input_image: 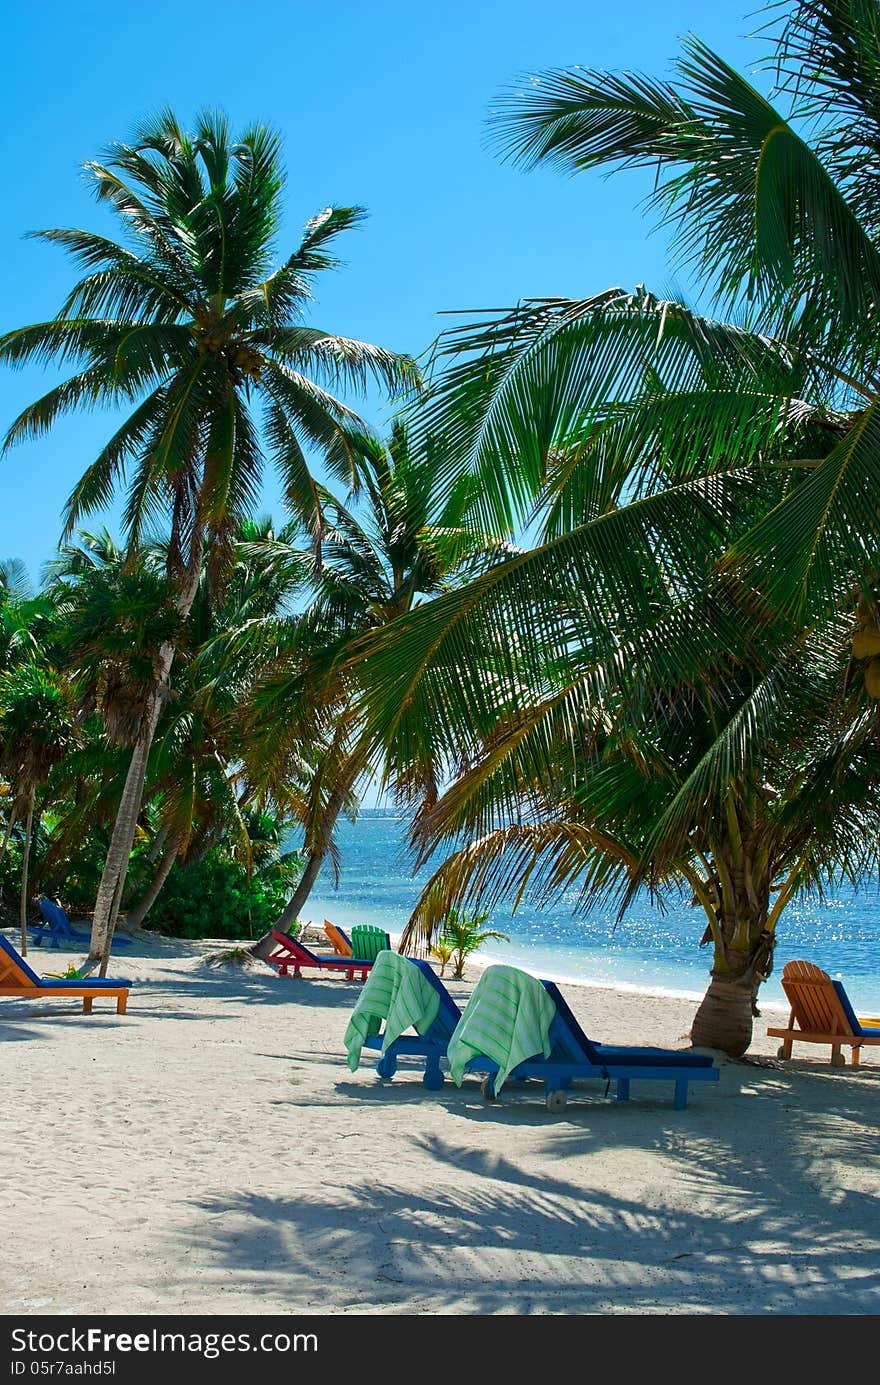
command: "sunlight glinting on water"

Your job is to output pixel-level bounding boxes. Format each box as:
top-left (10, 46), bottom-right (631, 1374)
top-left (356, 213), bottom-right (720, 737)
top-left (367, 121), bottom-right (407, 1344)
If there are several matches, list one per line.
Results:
top-left (302, 812), bottom-right (880, 1012)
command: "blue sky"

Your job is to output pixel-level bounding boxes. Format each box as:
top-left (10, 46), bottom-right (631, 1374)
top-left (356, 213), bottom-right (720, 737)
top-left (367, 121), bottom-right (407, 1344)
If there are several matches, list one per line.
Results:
top-left (0, 0), bottom-right (761, 584)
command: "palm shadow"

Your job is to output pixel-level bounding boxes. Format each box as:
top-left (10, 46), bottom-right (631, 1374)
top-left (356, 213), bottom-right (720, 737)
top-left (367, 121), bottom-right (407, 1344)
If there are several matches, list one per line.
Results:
top-left (166, 1058), bottom-right (879, 1315)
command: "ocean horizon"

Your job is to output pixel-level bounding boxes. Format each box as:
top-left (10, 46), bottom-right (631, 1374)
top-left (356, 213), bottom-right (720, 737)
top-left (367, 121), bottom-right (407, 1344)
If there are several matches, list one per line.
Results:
top-left (301, 809), bottom-right (880, 1013)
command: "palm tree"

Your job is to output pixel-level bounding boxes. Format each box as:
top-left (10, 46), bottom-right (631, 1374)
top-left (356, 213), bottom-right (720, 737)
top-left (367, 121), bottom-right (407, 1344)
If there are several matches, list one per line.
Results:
top-left (242, 423), bottom-right (489, 957)
top-left (40, 519), bottom-right (305, 933)
top-left (125, 517), bottom-right (308, 928)
top-left (345, 1), bottom-right (880, 1051)
top-left (0, 109), bottom-right (416, 968)
top-left (395, 580), bottom-right (880, 1053)
top-left (442, 0), bottom-right (880, 626)
top-left (0, 664), bottom-right (78, 951)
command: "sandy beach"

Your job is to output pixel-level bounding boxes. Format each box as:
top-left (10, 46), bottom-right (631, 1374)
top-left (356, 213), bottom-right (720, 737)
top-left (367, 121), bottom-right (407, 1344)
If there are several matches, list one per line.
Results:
top-left (1, 929), bottom-right (878, 1317)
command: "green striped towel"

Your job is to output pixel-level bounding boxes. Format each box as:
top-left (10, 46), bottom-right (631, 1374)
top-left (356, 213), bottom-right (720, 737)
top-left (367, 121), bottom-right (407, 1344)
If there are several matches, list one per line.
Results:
top-left (447, 964), bottom-right (556, 1093)
top-left (344, 950), bottom-right (441, 1072)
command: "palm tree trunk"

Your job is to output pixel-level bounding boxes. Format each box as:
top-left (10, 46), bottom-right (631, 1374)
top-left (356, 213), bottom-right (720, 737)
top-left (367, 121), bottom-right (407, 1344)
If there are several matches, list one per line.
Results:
top-left (122, 823), bottom-right (170, 907)
top-left (90, 513), bottom-right (207, 971)
top-left (123, 834), bottom-right (181, 931)
top-left (690, 971), bottom-right (754, 1056)
top-left (250, 786), bottom-right (348, 960)
top-left (98, 862), bottom-right (131, 975)
top-left (277, 840), bottom-right (331, 927)
top-left (690, 925), bottom-right (774, 1056)
top-left (90, 534), bottom-right (207, 973)
top-left (689, 830), bottom-right (776, 1056)
top-left (183, 829), bottom-right (215, 868)
top-left (18, 789), bottom-right (34, 956)
top-left (89, 642), bottom-right (175, 969)
top-left (0, 809), bottom-right (16, 869)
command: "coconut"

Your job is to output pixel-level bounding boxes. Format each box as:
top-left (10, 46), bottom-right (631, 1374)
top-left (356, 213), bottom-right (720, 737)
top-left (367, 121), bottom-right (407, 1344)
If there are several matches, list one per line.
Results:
top-left (864, 658), bottom-right (880, 698)
top-left (853, 627), bottom-right (880, 659)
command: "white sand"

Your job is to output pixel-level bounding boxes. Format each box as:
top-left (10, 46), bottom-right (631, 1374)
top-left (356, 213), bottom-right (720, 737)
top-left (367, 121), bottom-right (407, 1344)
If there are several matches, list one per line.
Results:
top-left (1, 929), bottom-right (878, 1316)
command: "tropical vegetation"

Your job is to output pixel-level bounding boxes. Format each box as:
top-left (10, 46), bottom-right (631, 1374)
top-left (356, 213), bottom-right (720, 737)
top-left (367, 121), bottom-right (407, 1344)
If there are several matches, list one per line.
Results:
top-left (0, 521), bottom-right (312, 941)
top-left (0, 110), bottom-right (415, 967)
top-left (345, 0), bottom-right (880, 1052)
top-left (434, 907), bottom-right (510, 980)
top-left (3, 3), bottom-right (880, 1058)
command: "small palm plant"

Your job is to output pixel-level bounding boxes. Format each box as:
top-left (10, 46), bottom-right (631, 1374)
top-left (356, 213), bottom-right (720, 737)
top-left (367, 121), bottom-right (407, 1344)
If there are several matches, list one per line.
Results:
top-left (430, 939), bottom-right (454, 977)
top-left (439, 907), bottom-right (509, 979)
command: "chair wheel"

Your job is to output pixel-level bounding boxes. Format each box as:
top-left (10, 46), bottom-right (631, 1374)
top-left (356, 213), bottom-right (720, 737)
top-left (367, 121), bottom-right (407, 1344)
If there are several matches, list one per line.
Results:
top-left (481, 1077), bottom-right (497, 1101)
top-left (546, 1090), bottom-right (567, 1113)
top-left (831, 1052), bottom-right (846, 1068)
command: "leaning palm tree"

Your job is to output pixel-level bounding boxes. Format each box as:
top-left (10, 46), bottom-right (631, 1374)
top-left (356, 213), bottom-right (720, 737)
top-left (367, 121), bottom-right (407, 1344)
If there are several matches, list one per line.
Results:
top-left (41, 518), bottom-right (305, 932)
top-left (0, 109), bottom-right (416, 967)
top-left (237, 423), bottom-right (490, 955)
top-left (346, 0), bottom-right (880, 1050)
top-left (125, 516), bottom-right (309, 928)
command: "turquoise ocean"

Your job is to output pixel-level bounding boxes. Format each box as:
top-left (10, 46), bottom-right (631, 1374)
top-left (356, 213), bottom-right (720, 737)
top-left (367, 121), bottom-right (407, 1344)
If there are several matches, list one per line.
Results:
top-left (305, 809), bottom-right (880, 1013)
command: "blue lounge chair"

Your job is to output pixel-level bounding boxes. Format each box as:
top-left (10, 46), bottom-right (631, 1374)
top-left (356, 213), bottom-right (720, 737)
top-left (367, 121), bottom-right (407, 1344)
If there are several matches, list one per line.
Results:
top-left (345, 955), bottom-right (462, 1090)
top-left (451, 965), bottom-right (719, 1111)
top-left (30, 898), bottom-right (130, 950)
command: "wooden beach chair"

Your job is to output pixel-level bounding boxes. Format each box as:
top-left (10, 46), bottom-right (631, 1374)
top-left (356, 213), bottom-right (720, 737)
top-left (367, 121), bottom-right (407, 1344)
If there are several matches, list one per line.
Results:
top-left (349, 923), bottom-right (392, 962)
top-left (0, 934), bottom-right (131, 1014)
top-left (323, 919), bottom-right (353, 956)
top-left (448, 964), bottom-right (719, 1111)
top-left (344, 953), bottom-right (463, 1089)
top-left (264, 928), bottom-right (373, 982)
top-left (766, 959), bottom-right (880, 1066)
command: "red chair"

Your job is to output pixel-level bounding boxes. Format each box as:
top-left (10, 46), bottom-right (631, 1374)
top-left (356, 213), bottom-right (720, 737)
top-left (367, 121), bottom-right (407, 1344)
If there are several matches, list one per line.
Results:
top-left (264, 929), bottom-right (372, 982)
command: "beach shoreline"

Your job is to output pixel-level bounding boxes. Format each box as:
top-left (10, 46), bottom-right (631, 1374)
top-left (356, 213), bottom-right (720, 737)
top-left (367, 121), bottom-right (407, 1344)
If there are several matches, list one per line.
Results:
top-left (299, 912), bottom-right (794, 1014)
top-left (1, 927), bottom-right (877, 1316)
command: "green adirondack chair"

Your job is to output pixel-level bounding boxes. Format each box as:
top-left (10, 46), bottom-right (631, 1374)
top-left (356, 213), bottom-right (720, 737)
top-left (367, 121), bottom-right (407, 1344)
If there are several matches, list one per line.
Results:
top-left (349, 924), bottom-right (392, 963)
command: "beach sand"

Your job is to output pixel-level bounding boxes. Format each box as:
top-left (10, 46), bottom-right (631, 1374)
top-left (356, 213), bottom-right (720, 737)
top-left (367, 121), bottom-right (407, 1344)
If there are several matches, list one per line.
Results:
top-left (1, 928), bottom-right (878, 1317)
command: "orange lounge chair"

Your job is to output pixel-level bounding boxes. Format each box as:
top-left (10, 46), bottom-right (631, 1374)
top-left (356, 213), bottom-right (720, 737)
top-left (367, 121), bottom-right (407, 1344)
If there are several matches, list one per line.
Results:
top-left (323, 920), bottom-right (353, 956)
top-left (0, 934), bottom-right (131, 1014)
top-left (767, 959), bottom-right (880, 1066)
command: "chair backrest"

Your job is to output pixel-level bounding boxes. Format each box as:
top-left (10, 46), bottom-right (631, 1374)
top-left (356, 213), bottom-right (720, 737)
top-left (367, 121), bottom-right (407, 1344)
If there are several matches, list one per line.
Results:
top-left (39, 898), bottom-right (73, 933)
top-left (270, 928), bottom-right (321, 964)
top-left (323, 920), bottom-right (352, 956)
top-left (541, 981), bottom-right (602, 1062)
top-left (780, 959), bottom-right (855, 1037)
top-left (409, 957), bottom-right (462, 1036)
top-left (831, 981), bottom-right (866, 1037)
top-left (350, 924), bottom-right (392, 962)
top-left (0, 933), bottom-right (43, 986)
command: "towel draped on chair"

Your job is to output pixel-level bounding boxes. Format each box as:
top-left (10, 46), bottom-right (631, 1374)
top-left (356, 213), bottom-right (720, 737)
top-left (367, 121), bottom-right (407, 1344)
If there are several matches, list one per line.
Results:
top-left (344, 950), bottom-right (441, 1071)
top-left (447, 964), bottom-right (556, 1093)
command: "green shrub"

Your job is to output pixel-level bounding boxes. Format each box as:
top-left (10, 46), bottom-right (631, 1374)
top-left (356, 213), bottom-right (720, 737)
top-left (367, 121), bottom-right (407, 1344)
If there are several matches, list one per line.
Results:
top-left (146, 850), bottom-right (300, 940)
top-left (0, 832), bottom-right (21, 920)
